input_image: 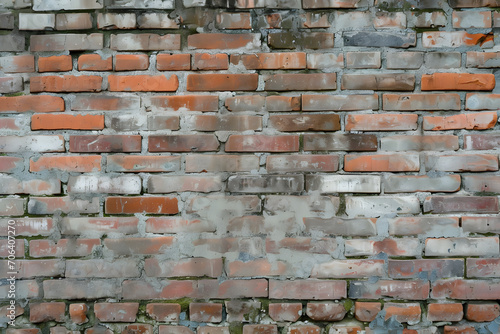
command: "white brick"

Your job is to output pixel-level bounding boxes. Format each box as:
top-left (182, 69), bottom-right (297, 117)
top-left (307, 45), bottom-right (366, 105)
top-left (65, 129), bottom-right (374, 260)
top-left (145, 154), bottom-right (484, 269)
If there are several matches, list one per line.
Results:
top-left (0, 136), bottom-right (65, 153)
top-left (19, 13), bottom-right (55, 30)
top-left (345, 196), bottom-right (420, 217)
top-left (107, 0), bottom-right (174, 9)
top-left (67, 175), bottom-right (142, 194)
top-left (33, 0), bottom-right (103, 10)
top-left (137, 13), bottom-right (179, 29)
top-left (97, 13), bottom-right (137, 30)
top-left (425, 237), bottom-right (499, 257)
top-left (307, 175), bottom-right (380, 193)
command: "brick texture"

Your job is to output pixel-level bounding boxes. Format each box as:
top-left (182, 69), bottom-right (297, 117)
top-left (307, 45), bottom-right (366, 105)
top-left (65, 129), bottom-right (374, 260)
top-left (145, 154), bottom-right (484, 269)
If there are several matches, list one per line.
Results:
top-left (1, 1), bottom-right (499, 333)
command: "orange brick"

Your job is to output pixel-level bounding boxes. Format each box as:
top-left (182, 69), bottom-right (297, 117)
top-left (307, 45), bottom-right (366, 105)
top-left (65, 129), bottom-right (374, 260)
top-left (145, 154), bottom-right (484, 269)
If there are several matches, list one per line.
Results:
top-left (187, 74), bottom-right (258, 91)
top-left (384, 303), bottom-right (421, 324)
top-left (156, 54), bottom-right (190, 70)
top-left (31, 114), bottom-right (104, 130)
top-left (114, 54), bottom-right (149, 71)
top-left (0, 95), bottom-right (64, 113)
top-left (30, 156), bottom-right (101, 172)
top-left (346, 114), bottom-right (418, 131)
top-left (466, 303), bottom-right (500, 322)
top-left (344, 154), bottom-right (420, 172)
top-left (193, 53), bottom-right (229, 70)
top-left (230, 52), bottom-right (306, 69)
top-left (38, 55), bottom-right (72, 72)
top-left (428, 303), bottom-right (463, 322)
top-left (108, 74), bottom-right (178, 92)
top-left (30, 75), bottom-right (102, 92)
top-left (105, 196), bottom-right (179, 214)
top-left (422, 73), bottom-right (495, 91)
top-left (423, 112), bottom-right (497, 130)
top-left (78, 54), bottom-right (112, 71)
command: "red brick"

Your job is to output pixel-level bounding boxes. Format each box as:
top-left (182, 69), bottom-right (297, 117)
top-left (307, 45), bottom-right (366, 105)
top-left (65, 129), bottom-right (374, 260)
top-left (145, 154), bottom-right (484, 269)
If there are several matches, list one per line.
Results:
top-left (149, 134), bottom-right (219, 152)
top-left (432, 279), bottom-right (500, 300)
top-left (306, 303), bottom-right (346, 321)
top-left (342, 73), bottom-right (415, 91)
top-left (30, 239), bottom-right (100, 258)
top-left (193, 53), bottom-right (229, 70)
top-left (3, 259), bottom-right (64, 278)
top-left (350, 280), bottom-right (430, 300)
top-left (346, 114), bottom-right (418, 131)
top-left (467, 258), bottom-right (500, 278)
top-left (56, 13), bottom-right (92, 30)
top-left (30, 155), bottom-right (101, 172)
top-left (0, 55), bottom-right (35, 73)
top-left (0, 117), bottom-right (23, 130)
top-left (71, 94), bottom-right (140, 110)
top-left (466, 303), bottom-right (500, 322)
top-left (30, 302), bottom-right (65, 323)
top-left (269, 114), bottom-right (339, 132)
top-left (464, 134), bottom-right (500, 150)
top-left (304, 134), bottom-right (378, 151)
top-left (190, 303), bottom-right (223, 323)
top-left (104, 237), bottom-right (174, 255)
top-left (225, 135), bottom-right (299, 152)
top-left (230, 52), bottom-right (306, 69)
top-left (227, 259), bottom-right (289, 277)
top-left (186, 115), bottom-right (262, 131)
top-left (422, 73), bottom-right (495, 91)
top-left (94, 303), bottom-right (139, 322)
top-left (443, 325), bottom-right (478, 334)
top-left (266, 237), bottom-right (337, 254)
top-left (384, 303), bottom-right (421, 324)
top-left (69, 135), bottom-right (141, 152)
top-left (0, 157), bottom-right (23, 173)
top-left (157, 54), bottom-right (191, 70)
top-left (269, 303), bottom-right (302, 322)
top-left (427, 303), bottom-right (463, 322)
top-left (108, 74), bottom-right (178, 91)
top-left (243, 325), bottom-right (277, 334)
top-left (355, 302), bottom-right (381, 322)
top-left (266, 95), bottom-right (301, 111)
top-left (225, 95), bottom-right (265, 111)
top-left (264, 73), bottom-right (336, 91)
top-left (188, 33), bottom-right (259, 49)
top-left (423, 31), bottom-right (494, 48)
top-left (31, 114), bottom-right (104, 130)
top-left (344, 154), bottom-right (420, 172)
top-left (187, 74), bottom-right (258, 91)
top-left (424, 196), bottom-right (499, 214)
top-left (146, 95), bottom-right (218, 112)
top-left (107, 155), bottom-right (180, 173)
top-left (123, 324), bottom-right (153, 334)
top-left (145, 257), bottom-right (222, 277)
top-left (105, 196), bottom-right (178, 214)
top-left (345, 238), bottom-right (419, 257)
top-left (38, 55), bottom-right (72, 72)
top-left (78, 54), bottom-right (112, 71)
top-left (388, 259), bottom-right (464, 279)
top-left (159, 326), bottom-right (194, 334)
top-left (69, 304), bottom-right (88, 324)
top-left (216, 12), bottom-right (251, 29)
top-left (114, 54), bottom-right (149, 71)
top-left (0, 198), bottom-right (25, 216)
top-left (31, 75), bottom-right (102, 92)
top-left (269, 280), bottom-right (346, 300)
top-left (147, 303), bottom-right (181, 322)
top-left (423, 112), bottom-right (497, 130)
top-left (311, 259), bottom-right (385, 278)
top-left (0, 95), bottom-right (64, 113)
top-left (266, 154), bottom-right (338, 172)
top-left (383, 93), bottom-right (461, 110)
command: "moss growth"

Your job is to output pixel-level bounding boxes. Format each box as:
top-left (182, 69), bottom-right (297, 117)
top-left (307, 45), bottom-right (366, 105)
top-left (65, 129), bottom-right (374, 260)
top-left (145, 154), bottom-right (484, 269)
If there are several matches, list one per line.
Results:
top-left (229, 322), bottom-right (243, 334)
top-left (5, 92), bottom-right (24, 97)
top-left (343, 299), bottom-right (354, 311)
top-left (336, 193), bottom-right (346, 216)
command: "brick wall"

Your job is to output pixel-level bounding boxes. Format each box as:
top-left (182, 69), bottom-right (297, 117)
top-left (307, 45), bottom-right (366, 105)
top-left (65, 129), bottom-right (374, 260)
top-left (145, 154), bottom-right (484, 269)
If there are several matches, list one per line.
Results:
top-left (1, 0), bottom-right (500, 333)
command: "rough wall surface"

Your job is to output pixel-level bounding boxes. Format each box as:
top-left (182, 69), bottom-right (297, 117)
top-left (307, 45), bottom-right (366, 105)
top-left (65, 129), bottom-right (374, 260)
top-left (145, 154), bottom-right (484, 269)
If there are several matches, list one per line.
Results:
top-left (1, 0), bottom-right (500, 333)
